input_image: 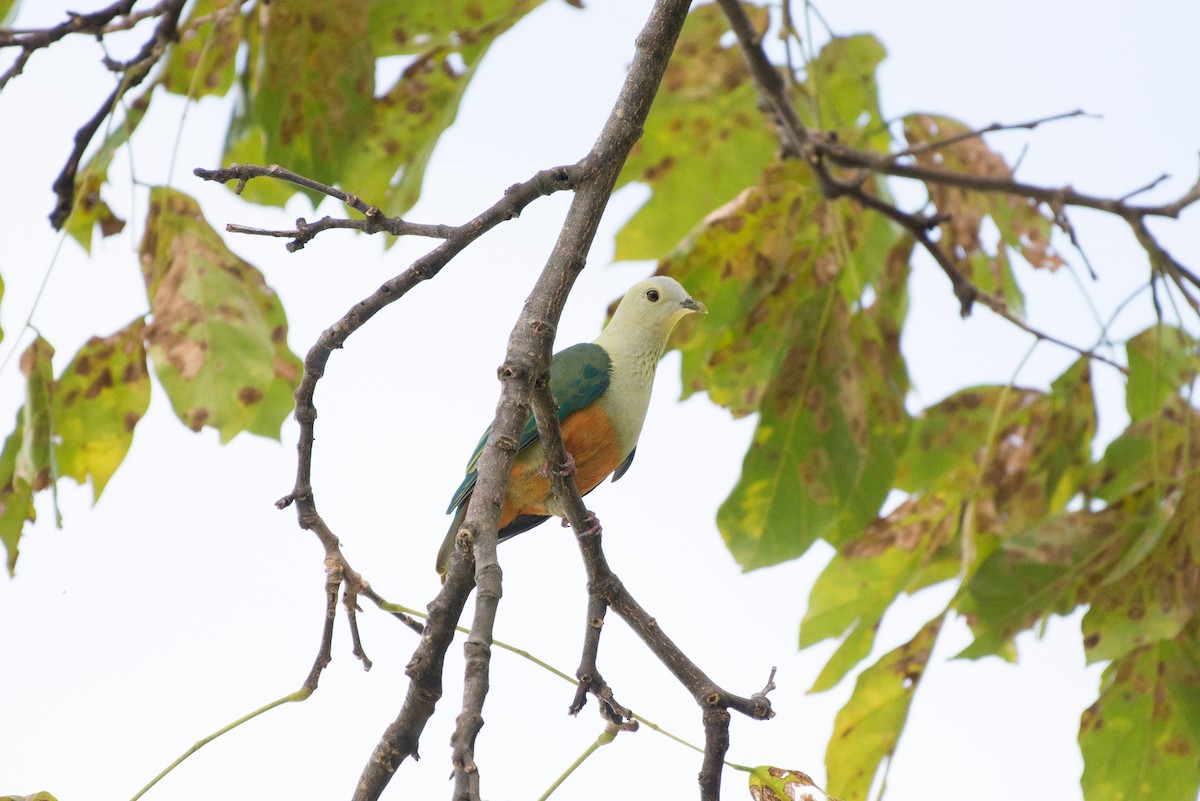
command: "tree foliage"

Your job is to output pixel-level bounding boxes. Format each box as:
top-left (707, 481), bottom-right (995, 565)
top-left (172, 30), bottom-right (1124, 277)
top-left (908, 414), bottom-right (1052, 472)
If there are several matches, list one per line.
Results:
top-left (1, 1), bottom-right (1198, 800)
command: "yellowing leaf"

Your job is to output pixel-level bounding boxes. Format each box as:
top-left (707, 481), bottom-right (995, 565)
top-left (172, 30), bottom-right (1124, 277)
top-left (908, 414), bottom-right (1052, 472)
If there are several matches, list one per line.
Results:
top-left (16, 338), bottom-right (54, 495)
top-left (0, 338), bottom-right (56, 575)
top-left (52, 319), bottom-right (151, 501)
top-left (826, 616), bottom-right (942, 801)
top-left (802, 494), bottom-right (959, 691)
top-left (339, 50), bottom-right (473, 220)
top-left (614, 3), bottom-right (775, 261)
top-left (140, 188), bottom-right (302, 442)
top-left (1079, 631), bottom-right (1200, 801)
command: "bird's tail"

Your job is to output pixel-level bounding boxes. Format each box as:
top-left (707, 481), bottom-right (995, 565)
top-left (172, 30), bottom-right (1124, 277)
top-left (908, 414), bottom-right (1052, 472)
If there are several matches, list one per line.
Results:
top-left (436, 501), bottom-right (469, 581)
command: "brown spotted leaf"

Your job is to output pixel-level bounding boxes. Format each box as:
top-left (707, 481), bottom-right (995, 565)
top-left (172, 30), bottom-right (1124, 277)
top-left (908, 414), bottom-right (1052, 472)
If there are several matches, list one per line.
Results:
top-left (903, 113), bottom-right (1065, 317)
top-left (164, 0), bottom-right (243, 98)
top-left (715, 289), bottom-right (908, 569)
top-left (614, 2), bottom-right (776, 261)
top-left (802, 494), bottom-right (960, 691)
top-left (52, 319), bottom-right (151, 501)
top-left (140, 188), bottom-right (302, 443)
top-left (1083, 474), bottom-right (1200, 663)
top-left (1079, 627), bottom-right (1200, 801)
top-left (956, 507), bottom-right (1133, 659)
top-left (0, 337), bottom-right (56, 575)
top-left (826, 616), bottom-right (943, 801)
top-left (245, 0), bottom-right (374, 198)
top-left (367, 0), bottom-right (544, 57)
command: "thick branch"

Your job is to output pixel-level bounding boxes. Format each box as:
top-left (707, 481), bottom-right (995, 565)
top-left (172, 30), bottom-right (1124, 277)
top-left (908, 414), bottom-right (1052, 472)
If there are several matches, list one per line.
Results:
top-left (349, 3), bottom-right (696, 800)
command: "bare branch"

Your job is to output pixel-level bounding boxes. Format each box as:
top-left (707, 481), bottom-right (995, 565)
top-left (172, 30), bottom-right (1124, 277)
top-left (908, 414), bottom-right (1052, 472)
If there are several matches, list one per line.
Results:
top-left (530, 380), bottom-right (774, 801)
top-left (197, 162), bottom-right (570, 250)
top-left (47, 0), bottom-right (186, 229)
top-left (715, 0), bottom-right (1184, 374)
top-left (891, 109), bottom-right (1092, 160)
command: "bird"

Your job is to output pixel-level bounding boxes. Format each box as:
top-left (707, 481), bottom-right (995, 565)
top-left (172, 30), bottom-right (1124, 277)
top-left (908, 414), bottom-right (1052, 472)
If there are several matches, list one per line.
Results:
top-left (436, 276), bottom-right (707, 577)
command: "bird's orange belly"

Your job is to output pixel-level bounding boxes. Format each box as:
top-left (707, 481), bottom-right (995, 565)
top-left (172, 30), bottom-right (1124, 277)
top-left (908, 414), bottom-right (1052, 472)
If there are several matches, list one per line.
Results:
top-left (500, 405), bottom-right (624, 527)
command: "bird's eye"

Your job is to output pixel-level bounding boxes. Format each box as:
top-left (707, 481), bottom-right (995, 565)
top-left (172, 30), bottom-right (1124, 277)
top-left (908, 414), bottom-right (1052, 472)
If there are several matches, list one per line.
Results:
top-left (645, 289), bottom-right (660, 302)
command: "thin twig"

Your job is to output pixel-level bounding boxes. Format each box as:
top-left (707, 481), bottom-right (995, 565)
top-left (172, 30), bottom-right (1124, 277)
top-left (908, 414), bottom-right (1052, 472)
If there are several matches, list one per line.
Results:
top-left (49, 0), bottom-right (186, 229)
top-left (891, 109), bottom-right (1091, 160)
top-left (715, 0), bottom-right (1180, 375)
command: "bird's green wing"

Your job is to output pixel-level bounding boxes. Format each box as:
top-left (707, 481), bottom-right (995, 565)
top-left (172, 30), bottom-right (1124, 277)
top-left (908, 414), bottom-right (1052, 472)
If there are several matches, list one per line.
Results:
top-left (446, 342), bottom-right (612, 513)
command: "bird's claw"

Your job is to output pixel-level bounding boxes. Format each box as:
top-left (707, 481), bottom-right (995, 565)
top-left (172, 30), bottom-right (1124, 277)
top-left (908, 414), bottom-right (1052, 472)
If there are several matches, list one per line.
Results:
top-left (539, 451), bottom-right (578, 479)
top-left (562, 510), bottom-right (602, 537)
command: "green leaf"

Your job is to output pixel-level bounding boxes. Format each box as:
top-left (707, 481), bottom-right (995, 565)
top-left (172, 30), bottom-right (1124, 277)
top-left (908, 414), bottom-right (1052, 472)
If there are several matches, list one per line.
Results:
top-left (164, 0), bottom-right (243, 98)
top-left (1, 793), bottom-right (60, 801)
top-left (1092, 396), bottom-right (1200, 504)
top-left (796, 34), bottom-right (889, 150)
top-left (0, 0), bottom-right (21, 25)
top-left (717, 293), bottom-right (907, 569)
top-left (249, 0), bottom-right (375, 195)
top-left (0, 411), bottom-right (34, 576)
top-left (1082, 475), bottom-right (1200, 663)
top-left (339, 50), bottom-right (475, 220)
top-left (1125, 324), bottom-right (1198, 422)
top-left (826, 616), bottom-right (943, 801)
top-left (1079, 630), bottom-right (1200, 801)
top-left (16, 338), bottom-right (55, 497)
top-left (52, 319), bottom-right (151, 501)
top-left (140, 188), bottom-right (302, 442)
top-left (956, 508), bottom-right (1130, 659)
top-left (367, 0), bottom-right (544, 57)
top-left (344, 1), bottom-right (545, 220)
top-left (614, 3), bottom-right (776, 261)
top-left (0, 338), bottom-right (56, 575)
top-left (802, 494), bottom-right (959, 691)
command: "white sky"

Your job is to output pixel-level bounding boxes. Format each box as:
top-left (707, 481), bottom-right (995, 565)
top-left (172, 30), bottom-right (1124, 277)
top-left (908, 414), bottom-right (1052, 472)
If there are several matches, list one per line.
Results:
top-left (2, 1), bottom-right (1198, 800)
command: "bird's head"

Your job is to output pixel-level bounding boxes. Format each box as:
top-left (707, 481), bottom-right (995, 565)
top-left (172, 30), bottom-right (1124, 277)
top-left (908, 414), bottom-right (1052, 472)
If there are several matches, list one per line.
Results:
top-left (607, 275), bottom-right (706, 334)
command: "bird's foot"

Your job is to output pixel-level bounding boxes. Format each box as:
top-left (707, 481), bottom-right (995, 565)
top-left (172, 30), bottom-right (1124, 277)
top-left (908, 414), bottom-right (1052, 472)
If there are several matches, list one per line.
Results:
top-left (562, 510), bottom-right (602, 537)
top-left (539, 451), bottom-right (578, 479)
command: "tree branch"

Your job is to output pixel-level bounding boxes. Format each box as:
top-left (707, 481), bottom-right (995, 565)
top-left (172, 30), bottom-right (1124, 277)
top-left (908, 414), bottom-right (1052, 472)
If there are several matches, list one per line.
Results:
top-left (715, 0), bottom-right (1192, 373)
top-left (196, 162), bottom-right (576, 787)
top-left (530, 382), bottom-right (775, 801)
top-left (47, 0), bottom-right (186, 229)
top-left (194, 163), bottom-right (463, 249)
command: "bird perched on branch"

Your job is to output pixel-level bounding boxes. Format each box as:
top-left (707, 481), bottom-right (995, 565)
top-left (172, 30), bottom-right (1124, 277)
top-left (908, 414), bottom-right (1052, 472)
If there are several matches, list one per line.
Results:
top-left (436, 276), bottom-right (706, 577)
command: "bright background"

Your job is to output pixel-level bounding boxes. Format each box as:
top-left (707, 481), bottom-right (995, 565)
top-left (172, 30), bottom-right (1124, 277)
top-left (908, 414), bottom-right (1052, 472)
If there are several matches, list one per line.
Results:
top-left (2, 1), bottom-right (1197, 799)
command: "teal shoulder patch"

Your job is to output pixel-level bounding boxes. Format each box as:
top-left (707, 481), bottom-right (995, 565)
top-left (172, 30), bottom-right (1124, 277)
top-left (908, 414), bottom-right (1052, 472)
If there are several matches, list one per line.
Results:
top-left (446, 343), bottom-right (612, 513)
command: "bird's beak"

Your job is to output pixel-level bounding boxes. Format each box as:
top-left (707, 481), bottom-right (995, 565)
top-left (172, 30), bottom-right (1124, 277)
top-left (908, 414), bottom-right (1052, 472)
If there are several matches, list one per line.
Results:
top-left (682, 297), bottom-right (707, 315)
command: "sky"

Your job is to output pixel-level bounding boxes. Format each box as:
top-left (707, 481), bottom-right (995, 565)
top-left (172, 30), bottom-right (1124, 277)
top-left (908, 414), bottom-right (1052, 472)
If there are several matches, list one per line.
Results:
top-left (1, 1), bottom-right (1198, 800)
